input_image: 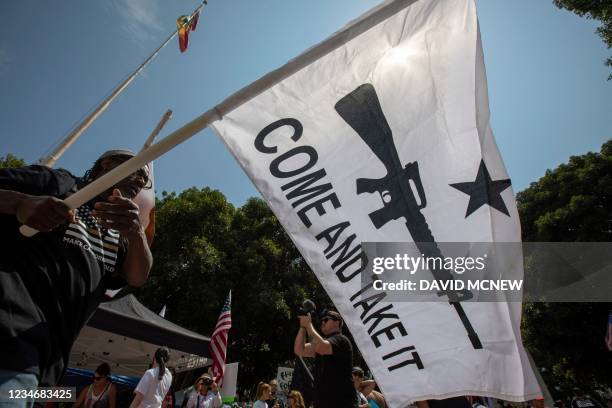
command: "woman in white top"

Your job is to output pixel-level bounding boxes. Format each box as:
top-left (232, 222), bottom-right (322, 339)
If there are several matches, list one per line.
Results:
top-left (130, 347), bottom-right (173, 408)
top-left (253, 383), bottom-right (271, 408)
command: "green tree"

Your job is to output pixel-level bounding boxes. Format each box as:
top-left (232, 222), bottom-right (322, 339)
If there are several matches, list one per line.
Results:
top-left (553, 0), bottom-right (612, 79)
top-left (139, 188), bottom-right (330, 390)
top-left (0, 153), bottom-right (26, 168)
top-left (517, 140), bottom-right (612, 395)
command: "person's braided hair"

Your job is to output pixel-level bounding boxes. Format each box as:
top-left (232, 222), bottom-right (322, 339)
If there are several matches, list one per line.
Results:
top-left (79, 156), bottom-right (106, 189)
top-left (81, 155), bottom-right (151, 189)
top-left (154, 347), bottom-right (170, 380)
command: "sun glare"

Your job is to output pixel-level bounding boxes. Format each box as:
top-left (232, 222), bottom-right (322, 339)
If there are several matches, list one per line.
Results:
top-left (382, 46), bottom-right (419, 65)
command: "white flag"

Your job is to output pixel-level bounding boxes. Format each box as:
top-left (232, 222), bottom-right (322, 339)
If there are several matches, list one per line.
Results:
top-left (212, 0), bottom-right (539, 406)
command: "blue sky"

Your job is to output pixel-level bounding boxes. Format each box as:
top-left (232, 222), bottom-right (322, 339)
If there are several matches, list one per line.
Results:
top-left (0, 0), bottom-right (610, 205)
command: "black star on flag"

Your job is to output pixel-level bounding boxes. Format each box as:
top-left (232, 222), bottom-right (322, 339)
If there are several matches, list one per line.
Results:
top-left (450, 159), bottom-right (512, 218)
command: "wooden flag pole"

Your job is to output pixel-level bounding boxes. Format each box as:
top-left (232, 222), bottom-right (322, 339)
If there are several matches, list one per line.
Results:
top-left (142, 109), bottom-right (173, 151)
top-left (39, 3), bottom-right (206, 167)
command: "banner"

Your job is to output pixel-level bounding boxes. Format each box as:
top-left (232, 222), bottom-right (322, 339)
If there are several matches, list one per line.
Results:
top-left (211, 0), bottom-right (539, 405)
top-left (276, 367), bottom-right (294, 402)
top-left (220, 362), bottom-right (239, 403)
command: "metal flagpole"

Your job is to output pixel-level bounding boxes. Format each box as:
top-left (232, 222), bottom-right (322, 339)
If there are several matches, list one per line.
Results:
top-left (20, 0), bottom-right (415, 237)
top-left (298, 356), bottom-right (314, 382)
top-left (38, 2), bottom-right (206, 167)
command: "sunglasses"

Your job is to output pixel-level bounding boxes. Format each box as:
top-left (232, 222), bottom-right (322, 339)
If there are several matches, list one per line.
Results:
top-left (321, 317), bottom-right (336, 323)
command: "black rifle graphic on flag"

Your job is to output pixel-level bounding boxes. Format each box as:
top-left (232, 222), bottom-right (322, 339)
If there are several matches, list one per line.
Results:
top-left (335, 83), bottom-right (483, 350)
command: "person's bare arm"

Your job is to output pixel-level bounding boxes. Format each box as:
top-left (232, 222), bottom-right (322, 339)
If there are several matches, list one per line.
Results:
top-left (93, 189), bottom-right (152, 286)
top-left (108, 384), bottom-right (117, 408)
top-left (294, 326), bottom-right (316, 358)
top-left (359, 380), bottom-right (377, 398)
top-left (73, 385), bottom-right (90, 408)
top-left (301, 315), bottom-right (332, 355)
top-left (0, 190), bottom-right (74, 231)
top-left (129, 391), bottom-right (144, 408)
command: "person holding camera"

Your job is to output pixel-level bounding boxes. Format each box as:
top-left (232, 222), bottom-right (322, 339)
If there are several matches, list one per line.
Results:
top-left (293, 308), bottom-right (358, 408)
top-left (185, 374), bottom-right (222, 408)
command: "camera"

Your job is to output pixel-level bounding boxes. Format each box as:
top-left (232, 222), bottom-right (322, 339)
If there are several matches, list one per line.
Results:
top-left (298, 299), bottom-right (316, 317)
top-left (200, 376), bottom-right (213, 386)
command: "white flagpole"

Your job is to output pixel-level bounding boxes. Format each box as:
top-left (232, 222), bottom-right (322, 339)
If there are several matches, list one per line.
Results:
top-left (38, 3), bottom-right (206, 167)
top-left (142, 109), bottom-right (173, 151)
top-left (21, 0), bottom-right (416, 237)
top-left (135, 109), bottom-right (172, 245)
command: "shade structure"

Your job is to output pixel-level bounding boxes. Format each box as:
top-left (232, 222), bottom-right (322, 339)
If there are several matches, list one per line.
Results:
top-left (70, 295), bottom-right (211, 376)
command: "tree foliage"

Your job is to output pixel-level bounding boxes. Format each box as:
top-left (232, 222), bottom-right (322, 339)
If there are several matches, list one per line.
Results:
top-left (517, 140), bottom-right (612, 395)
top-left (139, 188), bottom-right (332, 390)
top-left (0, 153), bottom-right (26, 168)
top-left (553, 0), bottom-right (612, 79)
top-left (518, 140), bottom-right (612, 242)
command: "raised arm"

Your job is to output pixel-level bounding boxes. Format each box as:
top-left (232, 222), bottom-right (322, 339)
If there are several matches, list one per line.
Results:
top-left (299, 315), bottom-right (332, 356)
top-left (359, 379), bottom-right (377, 399)
top-left (294, 326), bottom-right (316, 358)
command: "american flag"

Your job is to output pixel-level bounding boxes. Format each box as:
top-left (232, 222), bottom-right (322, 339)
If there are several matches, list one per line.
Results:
top-left (210, 291), bottom-right (232, 384)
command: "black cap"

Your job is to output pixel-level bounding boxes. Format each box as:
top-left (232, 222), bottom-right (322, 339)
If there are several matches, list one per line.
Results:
top-left (320, 309), bottom-right (342, 321)
top-left (98, 149), bottom-right (136, 160)
top-left (98, 149), bottom-right (150, 173)
top-left (199, 374), bottom-right (213, 385)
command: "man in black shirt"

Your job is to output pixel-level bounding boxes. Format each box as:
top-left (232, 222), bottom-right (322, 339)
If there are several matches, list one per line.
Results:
top-left (0, 150), bottom-right (152, 395)
top-left (294, 309), bottom-right (358, 408)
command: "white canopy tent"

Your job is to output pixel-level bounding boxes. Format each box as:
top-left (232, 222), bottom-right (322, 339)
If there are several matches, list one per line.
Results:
top-left (70, 295), bottom-right (211, 376)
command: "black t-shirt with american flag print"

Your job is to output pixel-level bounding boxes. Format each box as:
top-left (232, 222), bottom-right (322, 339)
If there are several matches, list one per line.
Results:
top-left (0, 165), bottom-right (126, 386)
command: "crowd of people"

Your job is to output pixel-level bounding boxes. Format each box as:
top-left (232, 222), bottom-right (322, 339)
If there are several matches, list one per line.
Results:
top-left (72, 354), bottom-right (603, 408)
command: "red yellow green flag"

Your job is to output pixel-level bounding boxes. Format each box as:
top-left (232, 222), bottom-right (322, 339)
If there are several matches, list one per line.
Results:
top-left (176, 12), bottom-right (200, 53)
top-left (176, 15), bottom-right (191, 53)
